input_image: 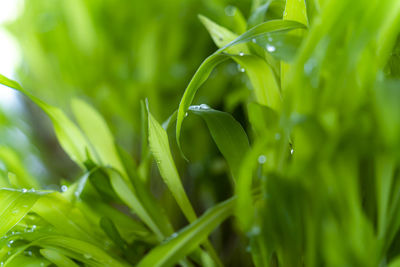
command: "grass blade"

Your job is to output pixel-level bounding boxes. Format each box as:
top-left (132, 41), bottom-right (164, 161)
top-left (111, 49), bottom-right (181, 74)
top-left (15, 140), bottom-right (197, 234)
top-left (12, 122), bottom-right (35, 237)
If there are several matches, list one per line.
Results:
top-left (137, 197), bottom-right (235, 267)
top-left (71, 99), bottom-right (126, 176)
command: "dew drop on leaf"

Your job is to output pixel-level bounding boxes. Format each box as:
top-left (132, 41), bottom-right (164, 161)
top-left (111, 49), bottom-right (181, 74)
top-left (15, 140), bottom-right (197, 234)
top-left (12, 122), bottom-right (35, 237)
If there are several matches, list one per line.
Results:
top-left (258, 155), bottom-right (267, 164)
top-left (266, 44), bottom-right (276, 52)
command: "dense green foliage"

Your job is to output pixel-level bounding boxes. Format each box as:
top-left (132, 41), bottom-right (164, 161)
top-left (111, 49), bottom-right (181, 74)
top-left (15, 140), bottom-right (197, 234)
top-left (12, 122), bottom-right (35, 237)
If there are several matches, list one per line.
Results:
top-left (1, 0), bottom-right (400, 266)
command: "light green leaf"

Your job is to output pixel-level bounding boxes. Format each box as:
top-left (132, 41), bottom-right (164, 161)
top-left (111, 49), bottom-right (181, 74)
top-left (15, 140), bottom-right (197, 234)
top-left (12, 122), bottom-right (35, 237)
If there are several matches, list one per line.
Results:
top-left (0, 74), bottom-right (91, 168)
top-left (137, 197), bottom-right (235, 267)
top-left (148, 110), bottom-right (197, 222)
top-left (188, 105), bottom-right (250, 178)
top-left (71, 99), bottom-right (126, 176)
top-left (0, 189), bottom-right (42, 237)
top-left (198, 15), bottom-right (248, 54)
top-left (281, 0), bottom-right (308, 89)
top-left (235, 140), bottom-right (268, 231)
top-left (232, 54), bottom-right (281, 109)
top-left (40, 248), bottom-right (80, 267)
top-left (32, 192), bottom-right (104, 244)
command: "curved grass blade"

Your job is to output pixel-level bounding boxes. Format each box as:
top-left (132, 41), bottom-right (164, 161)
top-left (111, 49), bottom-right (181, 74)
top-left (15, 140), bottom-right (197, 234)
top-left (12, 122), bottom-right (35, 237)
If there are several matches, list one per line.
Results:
top-left (137, 197), bottom-right (235, 267)
top-left (199, 15), bottom-right (282, 108)
top-left (188, 105), bottom-right (250, 179)
top-left (176, 20), bottom-right (306, 153)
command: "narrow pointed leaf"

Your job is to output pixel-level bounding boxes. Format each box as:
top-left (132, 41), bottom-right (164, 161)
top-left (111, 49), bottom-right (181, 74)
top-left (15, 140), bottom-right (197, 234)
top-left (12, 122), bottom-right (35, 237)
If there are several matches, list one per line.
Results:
top-left (148, 111), bottom-right (197, 222)
top-left (137, 197), bottom-right (235, 267)
top-left (71, 99), bottom-right (126, 176)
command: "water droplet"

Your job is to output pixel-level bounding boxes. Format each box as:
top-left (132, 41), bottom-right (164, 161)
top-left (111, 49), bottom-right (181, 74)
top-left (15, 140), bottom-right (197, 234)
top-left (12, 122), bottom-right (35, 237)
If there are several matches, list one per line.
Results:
top-left (40, 263), bottom-right (45, 267)
top-left (266, 44), bottom-right (276, 52)
top-left (26, 225), bottom-right (37, 233)
top-left (268, 36), bottom-right (273, 42)
top-left (61, 185), bottom-right (68, 192)
top-left (185, 112), bottom-right (188, 117)
top-left (28, 188), bottom-right (35, 192)
top-left (21, 188), bottom-right (27, 193)
top-left (251, 226), bottom-right (261, 235)
top-left (239, 52), bottom-right (244, 56)
top-left (290, 148), bottom-right (294, 155)
top-left (237, 64), bottom-right (245, 73)
top-left (252, 38), bottom-right (257, 43)
top-left (7, 240), bottom-right (14, 247)
top-left (84, 254), bottom-right (92, 259)
top-left (224, 5), bottom-right (236, 16)
top-left (258, 155), bottom-right (267, 164)
top-left (24, 250), bottom-right (33, 257)
top-left (199, 104), bottom-right (210, 110)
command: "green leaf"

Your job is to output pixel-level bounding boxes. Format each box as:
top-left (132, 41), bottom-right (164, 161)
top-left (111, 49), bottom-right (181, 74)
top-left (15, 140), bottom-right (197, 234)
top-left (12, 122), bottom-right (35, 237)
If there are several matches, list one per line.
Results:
top-left (187, 105), bottom-right (250, 179)
top-left (107, 168), bottom-right (171, 240)
top-left (100, 217), bottom-right (127, 250)
top-left (40, 248), bottom-right (80, 267)
top-left (232, 54), bottom-right (281, 109)
top-left (137, 197), bottom-right (235, 267)
top-left (147, 110), bottom-right (197, 222)
top-left (176, 19), bottom-right (306, 152)
top-left (32, 192), bottom-right (104, 244)
top-left (198, 15), bottom-right (248, 54)
top-left (199, 15), bottom-right (282, 108)
top-left (71, 99), bottom-right (126, 176)
top-left (0, 74), bottom-right (92, 168)
top-left (0, 189), bottom-right (43, 237)
top-left (235, 140), bottom-right (268, 231)
top-left (35, 235), bottom-right (128, 267)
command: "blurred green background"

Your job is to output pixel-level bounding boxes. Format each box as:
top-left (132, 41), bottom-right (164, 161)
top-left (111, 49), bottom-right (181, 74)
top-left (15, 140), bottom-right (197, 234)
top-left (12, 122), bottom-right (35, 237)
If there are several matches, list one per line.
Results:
top-left (0, 0), bottom-right (254, 184)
